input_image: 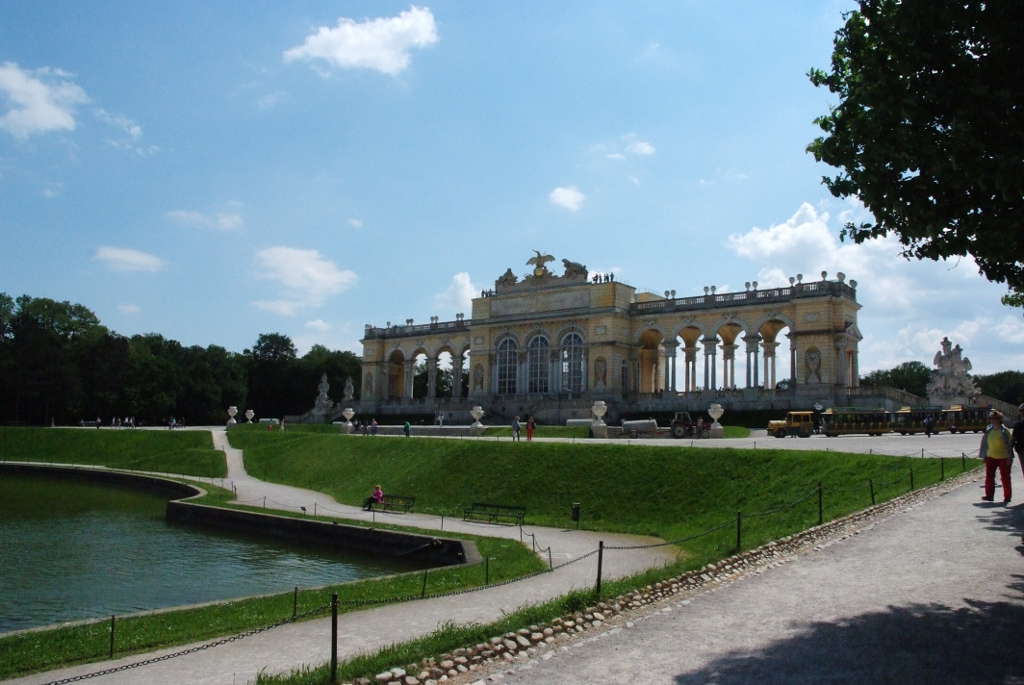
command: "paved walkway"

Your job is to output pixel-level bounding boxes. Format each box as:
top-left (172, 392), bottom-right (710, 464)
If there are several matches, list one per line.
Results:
top-left (5, 430), bottom-right (673, 685)
top-left (487, 475), bottom-right (1024, 684)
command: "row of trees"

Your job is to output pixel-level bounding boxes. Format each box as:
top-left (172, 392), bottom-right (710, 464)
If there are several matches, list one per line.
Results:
top-left (860, 360), bottom-right (1023, 404)
top-left (0, 293), bottom-right (361, 426)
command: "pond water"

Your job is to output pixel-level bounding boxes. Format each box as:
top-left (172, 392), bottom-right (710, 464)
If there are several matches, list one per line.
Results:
top-left (0, 471), bottom-right (428, 633)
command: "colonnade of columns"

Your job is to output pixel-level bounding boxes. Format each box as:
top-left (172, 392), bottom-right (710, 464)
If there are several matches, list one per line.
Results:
top-left (390, 352), bottom-right (469, 401)
top-left (638, 334), bottom-right (793, 393)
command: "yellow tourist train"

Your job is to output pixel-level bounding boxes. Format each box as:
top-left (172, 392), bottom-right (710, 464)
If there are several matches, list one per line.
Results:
top-left (769, 405), bottom-right (992, 438)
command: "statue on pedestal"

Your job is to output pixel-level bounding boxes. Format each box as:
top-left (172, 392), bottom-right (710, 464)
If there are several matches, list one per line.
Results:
top-left (927, 337), bottom-right (980, 406)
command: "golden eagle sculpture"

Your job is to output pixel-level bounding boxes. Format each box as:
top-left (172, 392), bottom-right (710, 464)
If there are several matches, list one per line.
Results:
top-left (526, 250), bottom-right (555, 277)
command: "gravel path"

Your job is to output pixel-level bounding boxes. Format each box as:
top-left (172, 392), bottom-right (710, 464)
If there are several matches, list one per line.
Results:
top-left (465, 472), bottom-right (1024, 684)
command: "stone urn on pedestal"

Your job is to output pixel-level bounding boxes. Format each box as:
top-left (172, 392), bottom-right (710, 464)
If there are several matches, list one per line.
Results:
top-left (591, 400), bottom-right (608, 439)
top-left (470, 405), bottom-right (485, 428)
top-left (342, 407), bottom-right (355, 433)
top-left (244, 409), bottom-right (254, 424)
top-left (226, 406), bottom-right (238, 427)
top-left (707, 402), bottom-right (725, 439)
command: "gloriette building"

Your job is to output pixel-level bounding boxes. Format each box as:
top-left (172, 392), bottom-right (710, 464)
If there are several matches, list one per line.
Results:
top-left (359, 253), bottom-right (866, 423)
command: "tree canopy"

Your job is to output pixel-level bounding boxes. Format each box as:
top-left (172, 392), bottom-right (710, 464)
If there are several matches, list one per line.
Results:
top-left (808, 0), bottom-right (1023, 299)
top-left (860, 360), bottom-right (931, 397)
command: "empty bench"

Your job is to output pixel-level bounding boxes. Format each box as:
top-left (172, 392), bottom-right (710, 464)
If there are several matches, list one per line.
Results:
top-left (464, 502), bottom-right (526, 526)
top-left (369, 494), bottom-right (416, 513)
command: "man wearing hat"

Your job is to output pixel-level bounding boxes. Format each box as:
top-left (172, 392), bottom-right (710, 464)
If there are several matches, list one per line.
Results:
top-left (980, 409), bottom-right (1013, 503)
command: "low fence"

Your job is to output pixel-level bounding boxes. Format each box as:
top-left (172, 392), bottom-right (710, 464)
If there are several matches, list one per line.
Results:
top-left (21, 451), bottom-right (980, 685)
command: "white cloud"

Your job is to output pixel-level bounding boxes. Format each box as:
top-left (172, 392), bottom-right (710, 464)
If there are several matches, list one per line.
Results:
top-left (118, 303), bottom-right (141, 315)
top-left (257, 91), bottom-right (288, 110)
top-left (626, 140), bottom-right (655, 156)
top-left (726, 201), bottom-right (1019, 374)
top-left (41, 181), bottom-right (63, 198)
top-left (606, 153), bottom-right (626, 161)
top-left (94, 246), bottom-right (165, 273)
top-left (549, 185), bottom-right (585, 212)
top-left (252, 246), bottom-right (357, 316)
top-left (347, 217), bottom-right (364, 229)
top-left (167, 209), bottom-right (244, 231)
top-left (0, 62), bottom-right (89, 139)
top-left (305, 319), bottom-right (330, 332)
top-left (283, 6), bottom-right (439, 76)
top-left (433, 272), bottom-right (477, 315)
top-left (628, 175), bottom-right (640, 186)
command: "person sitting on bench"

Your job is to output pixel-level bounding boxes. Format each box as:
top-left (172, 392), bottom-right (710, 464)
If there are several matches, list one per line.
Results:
top-left (363, 484), bottom-right (384, 511)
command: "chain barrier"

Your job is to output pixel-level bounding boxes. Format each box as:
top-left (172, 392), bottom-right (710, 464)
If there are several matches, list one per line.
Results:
top-left (38, 603), bottom-right (331, 685)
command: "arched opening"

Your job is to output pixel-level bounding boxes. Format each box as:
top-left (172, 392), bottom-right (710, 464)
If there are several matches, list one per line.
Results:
top-left (676, 327), bottom-right (701, 392)
top-left (560, 332), bottom-right (586, 394)
top-left (436, 349), bottom-right (454, 398)
top-left (716, 323), bottom-right (744, 390)
top-left (758, 320), bottom-right (793, 390)
top-left (638, 329), bottom-right (663, 394)
top-left (411, 351), bottom-right (429, 399)
top-left (527, 336), bottom-right (550, 394)
top-left (496, 338), bottom-right (518, 395)
top-left (387, 350), bottom-right (405, 400)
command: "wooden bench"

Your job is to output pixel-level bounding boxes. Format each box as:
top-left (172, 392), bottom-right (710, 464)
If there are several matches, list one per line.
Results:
top-left (463, 502), bottom-right (526, 526)
top-left (369, 494), bottom-right (415, 513)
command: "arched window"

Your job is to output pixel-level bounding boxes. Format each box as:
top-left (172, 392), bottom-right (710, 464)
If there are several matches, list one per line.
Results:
top-left (527, 336), bottom-right (549, 393)
top-left (560, 332), bottom-right (585, 393)
top-left (497, 338), bottom-right (518, 395)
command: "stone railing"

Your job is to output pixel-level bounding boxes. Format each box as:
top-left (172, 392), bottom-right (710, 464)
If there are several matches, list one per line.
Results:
top-left (629, 280), bottom-right (856, 314)
top-left (363, 318), bottom-right (472, 340)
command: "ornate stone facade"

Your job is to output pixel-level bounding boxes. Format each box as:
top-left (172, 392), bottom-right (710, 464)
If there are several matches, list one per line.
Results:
top-left (359, 255), bottom-right (863, 422)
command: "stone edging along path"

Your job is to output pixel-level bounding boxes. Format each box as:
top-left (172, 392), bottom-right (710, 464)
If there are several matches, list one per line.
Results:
top-left (343, 467), bottom-right (985, 685)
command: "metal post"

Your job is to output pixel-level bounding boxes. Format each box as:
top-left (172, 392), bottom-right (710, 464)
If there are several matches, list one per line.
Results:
top-left (330, 593), bottom-right (338, 684)
top-left (441, 513), bottom-right (445, 530)
top-left (421, 569), bottom-right (429, 598)
top-left (962, 452), bottom-right (966, 471)
top-left (869, 479), bottom-right (876, 506)
top-left (485, 556), bottom-right (490, 584)
top-left (548, 548), bottom-right (553, 570)
top-left (519, 525), bottom-right (523, 543)
top-left (109, 615), bottom-right (115, 657)
top-left (735, 511), bottom-right (742, 551)
top-left (263, 496), bottom-right (266, 509)
top-left (817, 482), bottom-right (823, 525)
top-left (909, 467), bottom-right (914, 491)
top-left (313, 502), bottom-right (317, 518)
top-left (595, 541), bottom-right (604, 597)
top-left (293, 586), bottom-right (298, 618)
top-left (940, 458), bottom-right (944, 481)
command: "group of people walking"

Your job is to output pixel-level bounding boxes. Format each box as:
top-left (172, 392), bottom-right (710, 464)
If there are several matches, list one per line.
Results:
top-left (511, 415), bottom-right (535, 441)
top-left (981, 406), bottom-right (1024, 504)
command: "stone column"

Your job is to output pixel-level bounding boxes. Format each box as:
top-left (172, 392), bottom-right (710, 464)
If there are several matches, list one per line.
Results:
top-left (835, 340), bottom-right (849, 387)
top-left (787, 333), bottom-right (797, 386)
top-left (404, 360), bottom-right (415, 399)
top-left (663, 342), bottom-right (676, 393)
top-left (426, 358), bottom-right (438, 399)
top-left (702, 337), bottom-right (717, 390)
top-left (452, 359), bottom-right (464, 399)
top-left (851, 349), bottom-right (860, 388)
top-left (764, 341), bottom-right (778, 390)
top-left (722, 343), bottom-right (737, 389)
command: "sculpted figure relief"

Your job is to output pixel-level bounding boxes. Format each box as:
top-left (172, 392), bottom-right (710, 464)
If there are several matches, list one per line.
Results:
top-left (804, 347), bottom-right (822, 383)
top-left (927, 336), bottom-right (979, 402)
top-left (526, 250), bottom-right (555, 277)
top-left (594, 356), bottom-right (607, 389)
top-left (496, 268), bottom-right (518, 286)
top-left (562, 258), bottom-right (588, 278)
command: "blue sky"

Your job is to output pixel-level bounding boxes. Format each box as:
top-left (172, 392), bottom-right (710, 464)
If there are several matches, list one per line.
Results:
top-left (2, 2), bottom-right (1020, 375)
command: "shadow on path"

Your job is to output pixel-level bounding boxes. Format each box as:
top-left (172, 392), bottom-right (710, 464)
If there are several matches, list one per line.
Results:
top-left (674, 580), bottom-right (1024, 684)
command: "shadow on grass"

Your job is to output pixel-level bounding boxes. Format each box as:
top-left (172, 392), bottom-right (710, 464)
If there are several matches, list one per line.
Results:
top-left (674, 503), bottom-right (1024, 685)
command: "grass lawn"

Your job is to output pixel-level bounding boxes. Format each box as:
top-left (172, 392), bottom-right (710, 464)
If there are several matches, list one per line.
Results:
top-left (722, 425), bottom-right (751, 438)
top-left (0, 481), bottom-right (543, 680)
top-left (0, 427), bottom-right (226, 477)
top-left (230, 426), bottom-right (974, 552)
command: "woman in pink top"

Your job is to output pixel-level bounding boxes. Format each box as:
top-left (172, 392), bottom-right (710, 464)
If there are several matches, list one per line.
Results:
top-left (363, 484), bottom-right (384, 511)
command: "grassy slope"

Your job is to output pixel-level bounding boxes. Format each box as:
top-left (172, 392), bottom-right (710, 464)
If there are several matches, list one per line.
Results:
top-left (231, 427), bottom-right (970, 545)
top-left (0, 427), bottom-right (226, 477)
top-left (483, 425), bottom-right (590, 438)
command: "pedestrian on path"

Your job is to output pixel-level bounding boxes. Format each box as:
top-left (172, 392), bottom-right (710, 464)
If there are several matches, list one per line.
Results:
top-left (511, 416), bottom-right (521, 442)
top-left (980, 409), bottom-right (1013, 504)
top-left (403, 420), bottom-right (411, 437)
top-left (526, 415), bottom-right (535, 441)
top-left (1012, 404), bottom-right (1024, 478)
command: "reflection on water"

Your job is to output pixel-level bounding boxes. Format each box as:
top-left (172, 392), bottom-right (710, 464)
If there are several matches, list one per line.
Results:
top-left (0, 471), bottom-right (426, 633)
